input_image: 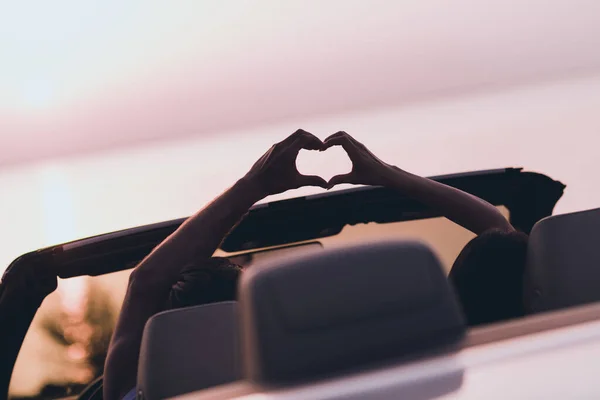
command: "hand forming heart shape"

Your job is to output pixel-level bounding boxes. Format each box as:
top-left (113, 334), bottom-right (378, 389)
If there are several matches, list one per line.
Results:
top-left (320, 131), bottom-right (397, 188)
top-left (244, 130), bottom-right (396, 198)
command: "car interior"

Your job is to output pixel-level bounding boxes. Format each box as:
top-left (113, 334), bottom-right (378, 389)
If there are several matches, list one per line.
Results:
top-left (9, 167), bottom-right (600, 399)
top-left (172, 202), bottom-right (600, 400)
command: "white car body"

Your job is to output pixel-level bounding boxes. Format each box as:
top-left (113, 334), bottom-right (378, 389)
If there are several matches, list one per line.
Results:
top-left (178, 303), bottom-right (600, 400)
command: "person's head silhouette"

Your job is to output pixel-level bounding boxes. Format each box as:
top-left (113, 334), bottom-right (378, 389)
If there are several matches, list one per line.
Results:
top-left (449, 229), bottom-right (529, 326)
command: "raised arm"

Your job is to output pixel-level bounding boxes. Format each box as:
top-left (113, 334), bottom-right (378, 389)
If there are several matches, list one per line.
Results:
top-left (323, 131), bottom-right (514, 235)
top-left (103, 130), bottom-right (327, 400)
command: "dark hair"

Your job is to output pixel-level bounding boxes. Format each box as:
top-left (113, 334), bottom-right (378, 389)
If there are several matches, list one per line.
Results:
top-left (166, 257), bottom-right (242, 310)
top-left (449, 229), bottom-right (529, 326)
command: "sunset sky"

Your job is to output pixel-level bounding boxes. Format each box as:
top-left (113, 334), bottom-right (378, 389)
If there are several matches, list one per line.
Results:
top-left (1, 0), bottom-right (600, 271)
top-left (2, 0), bottom-right (600, 166)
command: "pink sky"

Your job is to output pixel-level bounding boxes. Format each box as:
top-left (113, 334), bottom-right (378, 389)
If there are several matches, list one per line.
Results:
top-left (2, 0), bottom-right (600, 167)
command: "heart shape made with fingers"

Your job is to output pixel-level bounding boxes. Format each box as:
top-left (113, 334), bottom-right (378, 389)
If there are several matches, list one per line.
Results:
top-left (296, 146), bottom-right (353, 183)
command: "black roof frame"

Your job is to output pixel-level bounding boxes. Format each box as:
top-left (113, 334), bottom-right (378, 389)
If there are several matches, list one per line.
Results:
top-left (5, 168), bottom-right (565, 280)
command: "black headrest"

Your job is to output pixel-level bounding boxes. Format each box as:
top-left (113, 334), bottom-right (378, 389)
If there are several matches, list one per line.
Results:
top-left (238, 241), bottom-right (466, 384)
top-left (526, 208), bottom-right (600, 313)
top-left (138, 302), bottom-right (240, 399)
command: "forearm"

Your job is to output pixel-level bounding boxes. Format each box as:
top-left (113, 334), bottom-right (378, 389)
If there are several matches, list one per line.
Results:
top-left (384, 168), bottom-right (513, 235)
top-left (129, 177), bottom-right (264, 290)
top-left (105, 130), bottom-right (326, 400)
top-left (104, 177), bottom-right (264, 400)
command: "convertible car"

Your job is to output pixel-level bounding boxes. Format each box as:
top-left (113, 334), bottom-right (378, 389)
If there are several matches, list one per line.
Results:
top-left (5, 167), bottom-right (600, 400)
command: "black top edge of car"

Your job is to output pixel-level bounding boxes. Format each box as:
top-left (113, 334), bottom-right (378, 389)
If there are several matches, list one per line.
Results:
top-left (5, 167), bottom-right (565, 280)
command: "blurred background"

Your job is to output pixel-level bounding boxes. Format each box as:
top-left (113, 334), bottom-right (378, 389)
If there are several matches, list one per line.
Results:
top-left (2, 0), bottom-right (600, 397)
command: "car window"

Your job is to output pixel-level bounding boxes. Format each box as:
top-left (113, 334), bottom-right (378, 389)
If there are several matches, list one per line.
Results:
top-left (222, 206), bottom-right (509, 273)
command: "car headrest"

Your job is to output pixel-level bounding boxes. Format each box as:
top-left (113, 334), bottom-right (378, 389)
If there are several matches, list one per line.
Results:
top-left (526, 208), bottom-right (600, 313)
top-left (238, 241), bottom-right (466, 384)
top-left (137, 302), bottom-right (240, 400)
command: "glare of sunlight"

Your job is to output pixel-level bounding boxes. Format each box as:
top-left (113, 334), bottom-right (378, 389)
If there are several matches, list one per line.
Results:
top-left (59, 278), bottom-right (88, 317)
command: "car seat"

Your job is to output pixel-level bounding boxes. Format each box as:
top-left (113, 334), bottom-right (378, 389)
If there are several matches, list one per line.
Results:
top-left (526, 207), bottom-right (600, 313)
top-left (137, 301), bottom-right (240, 400)
top-left (239, 240), bottom-right (466, 384)
top-left (182, 240), bottom-right (467, 399)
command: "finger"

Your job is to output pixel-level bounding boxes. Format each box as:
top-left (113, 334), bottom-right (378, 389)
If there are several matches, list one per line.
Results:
top-left (322, 135), bottom-right (349, 148)
top-left (323, 131), bottom-right (353, 145)
top-left (291, 129), bottom-right (323, 149)
top-left (328, 173), bottom-right (357, 188)
top-left (288, 134), bottom-right (323, 153)
top-left (282, 129), bottom-right (313, 145)
top-left (322, 132), bottom-right (345, 149)
top-left (296, 174), bottom-right (329, 189)
top-left (322, 135), bottom-right (360, 156)
top-left (323, 130), bottom-right (348, 142)
top-left (342, 132), bottom-right (366, 149)
top-left (298, 133), bottom-right (324, 151)
top-left (324, 131), bottom-right (366, 149)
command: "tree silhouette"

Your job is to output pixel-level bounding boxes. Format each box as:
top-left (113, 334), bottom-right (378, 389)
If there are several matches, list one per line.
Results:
top-left (31, 279), bottom-right (115, 399)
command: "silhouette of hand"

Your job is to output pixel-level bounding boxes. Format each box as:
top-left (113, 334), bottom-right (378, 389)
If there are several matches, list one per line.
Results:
top-left (323, 131), bottom-right (397, 188)
top-left (245, 129), bottom-right (328, 197)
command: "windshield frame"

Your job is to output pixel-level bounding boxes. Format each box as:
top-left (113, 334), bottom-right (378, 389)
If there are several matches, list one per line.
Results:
top-left (4, 167), bottom-right (565, 280)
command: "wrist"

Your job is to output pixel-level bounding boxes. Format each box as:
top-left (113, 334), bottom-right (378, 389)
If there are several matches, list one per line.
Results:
top-left (236, 176), bottom-right (267, 203)
top-left (379, 165), bottom-right (405, 186)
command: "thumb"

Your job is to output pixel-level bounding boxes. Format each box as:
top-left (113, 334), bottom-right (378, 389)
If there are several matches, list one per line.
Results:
top-left (327, 173), bottom-right (355, 189)
top-left (297, 174), bottom-right (329, 189)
